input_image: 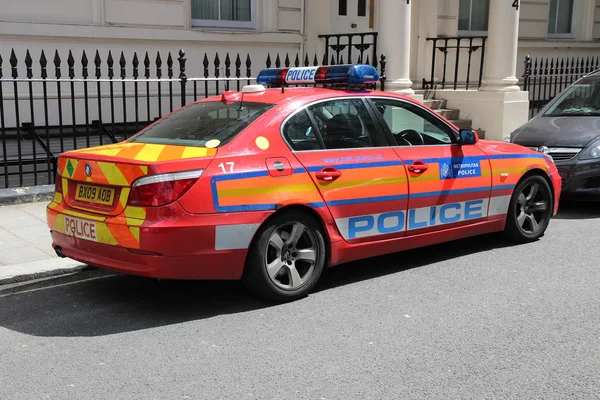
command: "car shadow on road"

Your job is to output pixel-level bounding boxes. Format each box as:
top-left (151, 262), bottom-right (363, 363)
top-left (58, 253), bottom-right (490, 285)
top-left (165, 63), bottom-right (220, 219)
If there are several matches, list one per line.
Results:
top-left (0, 233), bottom-right (518, 338)
top-left (554, 200), bottom-right (600, 220)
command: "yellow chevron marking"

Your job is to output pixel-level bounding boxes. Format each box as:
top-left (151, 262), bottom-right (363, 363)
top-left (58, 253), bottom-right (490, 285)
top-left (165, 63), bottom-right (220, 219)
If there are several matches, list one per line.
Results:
top-left (139, 166), bottom-right (148, 174)
top-left (97, 162), bottom-right (128, 186)
top-left (53, 192), bottom-right (63, 204)
top-left (120, 188), bottom-right (131, 209)
top-left (125, 218), bottom-right (144, 227)
top-left (134, 144), bottom-right (166, 162)
top-left (95, 224), bottom-right (119, 246)
top-left (124, 206), bottom-right (146, 220)
top-left (129, 227), bottom-right (140, 242)
top-left (218, 183), bottom-right (316, 198)
top-left (62, 178), bottom-right (69, 197)
top-left (181, 146), bottom-right (209, 159)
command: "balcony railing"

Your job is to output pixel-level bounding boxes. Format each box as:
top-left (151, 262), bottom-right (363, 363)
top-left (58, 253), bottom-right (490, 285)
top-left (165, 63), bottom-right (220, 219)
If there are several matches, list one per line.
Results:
top-left (423, 36), bottom-right (487, 90)
top-left (318, 32), bottom-right (378, 67)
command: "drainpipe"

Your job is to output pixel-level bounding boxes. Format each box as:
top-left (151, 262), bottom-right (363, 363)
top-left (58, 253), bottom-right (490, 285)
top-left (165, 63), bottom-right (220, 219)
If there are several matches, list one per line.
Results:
top-left (300, 0), bottom-right (307, 61)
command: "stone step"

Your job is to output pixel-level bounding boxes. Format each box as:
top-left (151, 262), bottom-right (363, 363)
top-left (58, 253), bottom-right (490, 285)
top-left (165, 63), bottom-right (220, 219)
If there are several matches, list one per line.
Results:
top-left (435, 108), bottom-right (460, 120)
top-left (423, 99), bottom-right (446, 110)
top-left (450, 119), bottom-right (472, 130)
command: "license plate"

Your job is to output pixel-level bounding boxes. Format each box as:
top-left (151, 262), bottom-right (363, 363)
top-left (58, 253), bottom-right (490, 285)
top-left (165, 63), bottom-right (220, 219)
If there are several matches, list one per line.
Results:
top-left (63, 216), bottom-right (98, 242)
top-left (75, 184), bottom-right (115, 205)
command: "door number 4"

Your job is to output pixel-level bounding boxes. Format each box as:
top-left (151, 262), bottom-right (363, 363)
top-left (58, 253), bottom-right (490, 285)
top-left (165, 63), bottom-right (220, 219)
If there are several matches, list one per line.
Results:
top-left (512, 0), bottom-right (519, 10)
top-left (218, 162), bottom-right (235, 174)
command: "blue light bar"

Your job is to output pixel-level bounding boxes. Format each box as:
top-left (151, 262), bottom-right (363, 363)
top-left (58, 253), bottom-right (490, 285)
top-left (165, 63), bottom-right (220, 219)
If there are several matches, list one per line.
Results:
top-left (256, 64), bottom-right (380, 86)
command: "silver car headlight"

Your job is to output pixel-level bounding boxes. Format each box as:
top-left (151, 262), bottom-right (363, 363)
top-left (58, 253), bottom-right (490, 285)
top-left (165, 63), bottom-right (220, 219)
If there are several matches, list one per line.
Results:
top-left (579, 139), bottom-right (600, 160)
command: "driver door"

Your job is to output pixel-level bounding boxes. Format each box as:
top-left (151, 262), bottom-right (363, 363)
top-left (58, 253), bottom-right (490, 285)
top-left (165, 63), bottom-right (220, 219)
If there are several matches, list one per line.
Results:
top-left (368, 97), bottom-right (492, 236)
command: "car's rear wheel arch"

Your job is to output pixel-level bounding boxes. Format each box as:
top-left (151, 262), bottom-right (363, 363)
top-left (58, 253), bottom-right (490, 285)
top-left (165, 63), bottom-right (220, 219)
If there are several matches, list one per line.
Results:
top-left (249, 204), bottom-right (331, 267)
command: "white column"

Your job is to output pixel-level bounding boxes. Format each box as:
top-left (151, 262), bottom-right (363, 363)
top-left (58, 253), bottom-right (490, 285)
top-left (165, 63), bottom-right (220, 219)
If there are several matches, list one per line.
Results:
top-left (480, 0), bottom-right (520, 92)
top-left (378, 0), bottom-right (413, 95)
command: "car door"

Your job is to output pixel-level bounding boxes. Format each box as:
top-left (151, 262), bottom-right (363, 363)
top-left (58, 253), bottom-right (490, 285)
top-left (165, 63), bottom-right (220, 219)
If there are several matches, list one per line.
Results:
top-left (283, 97), bottom-right (409, 243)
top-left (368, 97), bottom-right (492, 236)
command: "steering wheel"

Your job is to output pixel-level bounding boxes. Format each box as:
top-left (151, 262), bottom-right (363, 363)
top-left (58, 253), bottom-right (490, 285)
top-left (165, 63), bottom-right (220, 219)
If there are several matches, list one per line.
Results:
top-left (398, 129), bottom-right (425, 146)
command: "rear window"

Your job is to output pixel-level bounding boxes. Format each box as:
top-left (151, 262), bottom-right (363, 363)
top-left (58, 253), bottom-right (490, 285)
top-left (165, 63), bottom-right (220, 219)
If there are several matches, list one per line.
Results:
top-left (130, 101), bottom-right (274, 147)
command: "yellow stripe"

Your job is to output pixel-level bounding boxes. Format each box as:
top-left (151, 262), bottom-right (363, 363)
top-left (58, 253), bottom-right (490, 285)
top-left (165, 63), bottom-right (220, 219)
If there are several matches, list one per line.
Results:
top-left (62, 178), bottom-right (69, 197)
top-left (125, 218), bottom-right (144, 227)
top-left (120, 188), bottom-right (130, 209)
top-left (129, 227), bottom-right (140, 242)
top-left (181, 147), bottom-right (209, 159)
top-left (139, 166), bottom-right (148, 174)
top-left (218, 183), bottom-right (316, 198)
top-left (319, 176), bottom-right (406, 190)
top-left (492, 167), bottom-right (528, 175)
top-left (53, 192), bottom-right (63, 204)
top-left (134, 144), bottom-right (165, 162)
top-left (95, 224), bottom-right (119, 246)
top-left (84, 148), bottom-right (123, 157)
top-left (124, 206), bottom-right (146, 220)
top-left (97, 161), bottom-right (128, 186)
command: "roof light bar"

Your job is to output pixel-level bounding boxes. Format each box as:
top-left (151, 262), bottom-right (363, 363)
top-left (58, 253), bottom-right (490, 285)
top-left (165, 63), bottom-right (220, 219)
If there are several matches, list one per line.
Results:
top-left (256, 64), bottom-right (380, 86)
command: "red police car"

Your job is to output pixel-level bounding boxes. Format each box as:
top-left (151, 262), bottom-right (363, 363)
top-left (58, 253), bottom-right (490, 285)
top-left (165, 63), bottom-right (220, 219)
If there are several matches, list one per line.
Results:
top-left (48, 64), bottom-right (561, 301)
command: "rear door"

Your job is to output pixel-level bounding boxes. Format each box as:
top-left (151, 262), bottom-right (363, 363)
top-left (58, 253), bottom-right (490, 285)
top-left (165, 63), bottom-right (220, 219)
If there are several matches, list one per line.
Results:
top-left (368, 97), bottom-right (492, 236)
top-left (283, 97), bottom-right (409, 243)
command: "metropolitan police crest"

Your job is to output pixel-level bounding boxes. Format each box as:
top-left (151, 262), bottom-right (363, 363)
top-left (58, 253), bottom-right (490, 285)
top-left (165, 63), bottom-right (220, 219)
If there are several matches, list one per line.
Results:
top-left (439, 162), bottom-right (453, 179)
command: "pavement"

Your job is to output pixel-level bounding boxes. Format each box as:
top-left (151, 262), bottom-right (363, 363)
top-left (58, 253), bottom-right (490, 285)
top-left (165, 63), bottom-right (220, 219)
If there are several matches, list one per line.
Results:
top-left (0, 201), bottom-right (599, 399)
top-left (0, 200), bottom-right (85, 284)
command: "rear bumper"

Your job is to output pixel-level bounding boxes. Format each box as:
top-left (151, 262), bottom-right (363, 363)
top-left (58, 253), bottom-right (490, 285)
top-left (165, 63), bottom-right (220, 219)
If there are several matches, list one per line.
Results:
top-left (47, 201), bottom-right (271, 280)
top-left (51, 232), bottom-right (247, 279)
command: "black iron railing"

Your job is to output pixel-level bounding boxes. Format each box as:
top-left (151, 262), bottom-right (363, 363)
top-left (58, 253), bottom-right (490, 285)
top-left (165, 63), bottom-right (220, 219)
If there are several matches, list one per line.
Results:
top-left (0, 48), bottom-right (386, 189)
top-left (318, 32), bottom-right (378, 67)
top-left (423, 36), bottom-right (487, 90)
top-left (522, 55), bottom-right (600, 119)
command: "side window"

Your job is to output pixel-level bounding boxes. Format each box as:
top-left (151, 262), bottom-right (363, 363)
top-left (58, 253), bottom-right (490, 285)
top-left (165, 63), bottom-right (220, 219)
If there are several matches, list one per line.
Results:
top-left (371, 98), bottom-right (455, 146)
top-left (283, 110), bottom-right (322, 151)
top-left (307, 99), bottom-right (383, 149)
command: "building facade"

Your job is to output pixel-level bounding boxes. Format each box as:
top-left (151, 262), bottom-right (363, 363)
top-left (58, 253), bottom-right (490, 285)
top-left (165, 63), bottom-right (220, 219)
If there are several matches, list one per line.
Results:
top-left (1, 0), bottom-right (600, 140)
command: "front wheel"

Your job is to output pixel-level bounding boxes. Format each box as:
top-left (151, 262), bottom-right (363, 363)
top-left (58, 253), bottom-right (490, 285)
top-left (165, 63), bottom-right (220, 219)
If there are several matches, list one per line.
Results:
top-left (503, 175), bottom-right (553, 243)
top-left (242, 211), bottom-right (327, 302)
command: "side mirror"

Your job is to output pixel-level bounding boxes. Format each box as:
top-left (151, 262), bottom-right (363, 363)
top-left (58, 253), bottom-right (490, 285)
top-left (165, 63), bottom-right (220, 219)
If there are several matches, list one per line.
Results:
top-left (459, 129), bottom-right (478, 145)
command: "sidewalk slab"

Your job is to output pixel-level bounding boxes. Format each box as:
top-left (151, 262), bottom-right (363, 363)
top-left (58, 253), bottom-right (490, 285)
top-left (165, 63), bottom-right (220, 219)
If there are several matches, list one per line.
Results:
top-left (0, 185), bottom-right (55, 206)
top-left (0, 200), bottom-right (89, 284)
top-left (0, 258), bottom-right (88, 285)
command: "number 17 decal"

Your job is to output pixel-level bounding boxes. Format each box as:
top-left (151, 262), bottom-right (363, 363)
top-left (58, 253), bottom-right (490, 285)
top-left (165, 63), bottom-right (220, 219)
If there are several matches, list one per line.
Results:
top-left (218, 162), bottom-right (235, 174)
top-left (513, 0), bottom-right (519, 10)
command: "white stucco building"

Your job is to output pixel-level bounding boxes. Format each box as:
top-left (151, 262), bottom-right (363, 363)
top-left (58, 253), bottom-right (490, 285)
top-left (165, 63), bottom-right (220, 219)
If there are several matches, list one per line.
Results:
top-left (1, 0), bottom-right (600, 140)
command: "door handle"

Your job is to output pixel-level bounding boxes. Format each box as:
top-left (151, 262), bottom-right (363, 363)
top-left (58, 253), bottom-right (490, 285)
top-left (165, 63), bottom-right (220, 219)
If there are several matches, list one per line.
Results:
top-left (315, 167), bottom-right (342, 181)
top-left (407, 160), bottom-right (429, 174)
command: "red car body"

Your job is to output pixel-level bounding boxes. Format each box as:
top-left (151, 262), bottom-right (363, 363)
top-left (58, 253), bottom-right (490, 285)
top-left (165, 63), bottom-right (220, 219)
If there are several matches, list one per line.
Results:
top-left (47, 87), bottom-right (562, 281)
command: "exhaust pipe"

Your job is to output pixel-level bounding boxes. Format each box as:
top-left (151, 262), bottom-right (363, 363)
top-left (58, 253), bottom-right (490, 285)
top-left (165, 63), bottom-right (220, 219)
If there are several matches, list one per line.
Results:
top-left (54, 246), bottom-right (66, 258)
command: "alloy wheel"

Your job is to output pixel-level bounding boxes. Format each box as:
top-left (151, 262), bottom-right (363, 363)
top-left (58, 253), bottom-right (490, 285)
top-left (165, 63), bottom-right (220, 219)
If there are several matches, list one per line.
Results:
top-left (265, 222), bottom-right (318, 290)
top-left (516, 182), bottom-right (549, 235)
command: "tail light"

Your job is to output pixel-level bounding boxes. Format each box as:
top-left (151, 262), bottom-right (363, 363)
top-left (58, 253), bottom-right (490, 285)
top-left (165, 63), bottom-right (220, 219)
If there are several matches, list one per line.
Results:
top-left (128, 169), bottom-right (204, 207)
top-left (55, 174), bottom-right (63, 193)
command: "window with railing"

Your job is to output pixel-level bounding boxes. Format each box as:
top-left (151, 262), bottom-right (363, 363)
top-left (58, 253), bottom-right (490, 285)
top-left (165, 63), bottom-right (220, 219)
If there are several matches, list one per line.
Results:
top-left (191, 0), bottom-right (256, 29)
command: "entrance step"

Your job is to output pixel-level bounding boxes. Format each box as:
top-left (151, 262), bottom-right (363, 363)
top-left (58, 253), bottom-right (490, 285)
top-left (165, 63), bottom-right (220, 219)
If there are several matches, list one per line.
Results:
top-left (434, 108), bottom-right (460, 120)
top-left (423, 99), bottom-right (446, 110)
top-left (449, 119), bottom-right (472, 130)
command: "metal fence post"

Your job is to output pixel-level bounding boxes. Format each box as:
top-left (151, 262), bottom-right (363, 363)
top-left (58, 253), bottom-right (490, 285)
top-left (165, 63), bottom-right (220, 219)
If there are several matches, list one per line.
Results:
top-left (178, 49), bottom-right (187, 107)
top-left (379, 54), bottom-right (386, 92)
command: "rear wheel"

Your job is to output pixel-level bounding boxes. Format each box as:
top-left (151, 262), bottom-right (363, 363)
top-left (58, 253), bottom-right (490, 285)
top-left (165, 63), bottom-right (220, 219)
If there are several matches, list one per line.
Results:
top-left (242, 211), bottom-right (326, 302)
top-left (503, 175), bottom-right (552, 243)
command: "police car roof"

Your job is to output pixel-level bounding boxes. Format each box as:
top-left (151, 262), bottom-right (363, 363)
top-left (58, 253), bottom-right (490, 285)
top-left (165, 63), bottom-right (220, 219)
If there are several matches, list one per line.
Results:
top-left (204, 86), bottom-right (414, 106)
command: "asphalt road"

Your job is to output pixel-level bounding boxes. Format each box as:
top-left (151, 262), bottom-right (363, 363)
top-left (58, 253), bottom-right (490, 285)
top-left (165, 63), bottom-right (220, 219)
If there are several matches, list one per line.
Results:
top-left (1, 201), bottom-right (599, 399)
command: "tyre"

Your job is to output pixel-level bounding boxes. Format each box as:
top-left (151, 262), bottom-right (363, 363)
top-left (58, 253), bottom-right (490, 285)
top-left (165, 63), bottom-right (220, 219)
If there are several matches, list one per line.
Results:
top-left (503, 174), bottom-right (553, 243)
top-left (242, 211), bottom-right (327, 302)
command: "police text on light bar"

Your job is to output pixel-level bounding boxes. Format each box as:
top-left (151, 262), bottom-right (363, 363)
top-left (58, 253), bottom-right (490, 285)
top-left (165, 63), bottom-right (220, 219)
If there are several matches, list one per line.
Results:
top-left (256, 64), bottom-right (380, 86)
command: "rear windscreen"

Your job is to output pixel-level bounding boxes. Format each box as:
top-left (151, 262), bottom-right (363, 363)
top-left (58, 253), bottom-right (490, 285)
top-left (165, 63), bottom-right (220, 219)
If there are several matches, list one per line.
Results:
top-left (130, 101), bottom-right (274, 147)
